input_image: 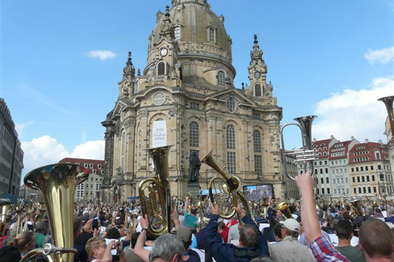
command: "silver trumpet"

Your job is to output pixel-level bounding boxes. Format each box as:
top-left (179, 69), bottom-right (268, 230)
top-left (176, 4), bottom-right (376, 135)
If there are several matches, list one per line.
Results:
top-left (280, 115), bottom-right (317, 181)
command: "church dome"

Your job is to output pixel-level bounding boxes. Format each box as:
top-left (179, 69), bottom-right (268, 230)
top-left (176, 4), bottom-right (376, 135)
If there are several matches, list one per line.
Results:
top-left (146, 0), bottom-right (236, 85)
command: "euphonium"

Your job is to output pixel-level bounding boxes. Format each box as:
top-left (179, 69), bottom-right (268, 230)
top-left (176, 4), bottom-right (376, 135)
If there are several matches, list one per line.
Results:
top-left (138, 146), bottom-right (172, 238)
top-left (280, 116), bottom-right (317, 181)
top-left (21, 164), bottom-right (89, 262)
top-left (278, 202), bottom-right (292, 219)
top-left (202, 150), bottom-right (250, 219)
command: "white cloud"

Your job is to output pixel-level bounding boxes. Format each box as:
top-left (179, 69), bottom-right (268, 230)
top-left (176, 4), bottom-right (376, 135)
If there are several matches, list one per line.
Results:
top-left (84, 50), bottom-right (117, 60)
top-left (312, 76), bottom-right (394, 143)
top-left (21, 136), bottom-right (104, 181)
top-left (364, 47), bottom-right (394, 65)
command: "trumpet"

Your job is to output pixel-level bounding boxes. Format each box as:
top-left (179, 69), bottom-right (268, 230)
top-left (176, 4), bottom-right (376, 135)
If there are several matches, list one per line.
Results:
top-left (138, 146), bottom-right (172, 238)
top-left (280, 115), bottom-right (317, 181)
top-left (21, 163), bottom-right (89, 262)
top-left (202, 150), bottom-right (250, 219)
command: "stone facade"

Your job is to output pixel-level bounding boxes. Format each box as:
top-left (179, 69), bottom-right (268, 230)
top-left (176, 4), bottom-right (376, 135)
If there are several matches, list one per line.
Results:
top-left (0, 98), bottom-right (23, 196)
top-left (102, 0), bottom-right (283, 203)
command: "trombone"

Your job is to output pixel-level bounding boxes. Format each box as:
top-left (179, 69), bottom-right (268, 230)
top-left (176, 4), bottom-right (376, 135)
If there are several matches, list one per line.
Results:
top-left (280, 115), bottom-right (317, 181)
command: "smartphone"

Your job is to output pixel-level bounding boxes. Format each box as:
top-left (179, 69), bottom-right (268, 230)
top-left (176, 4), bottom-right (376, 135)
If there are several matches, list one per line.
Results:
top-left (92, 219), bottom-right (99, 230)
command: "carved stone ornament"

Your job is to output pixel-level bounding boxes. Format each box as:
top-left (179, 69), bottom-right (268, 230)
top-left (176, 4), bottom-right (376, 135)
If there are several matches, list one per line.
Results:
top-left (152, 91), bottom-right (166, 105)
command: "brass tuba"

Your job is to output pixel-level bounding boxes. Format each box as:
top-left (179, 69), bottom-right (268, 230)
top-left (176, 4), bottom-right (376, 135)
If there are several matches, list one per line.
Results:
top-left (21, 164), bottom-right (89, 262)
top-left (138, 146), bottom-right (172, 238)
top-left (278, 202), bottom-right (293, 219)
top-left (378, 96), bottom-right (394, 142)
top-left (280, 116), bottom-right (317, 181)
top-left (202, 150), bottom-right (250, 219)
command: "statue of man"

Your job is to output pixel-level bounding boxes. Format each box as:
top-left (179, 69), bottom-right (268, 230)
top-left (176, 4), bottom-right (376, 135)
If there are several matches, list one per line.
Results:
top-left (188, 152), bottom-right (201, 183)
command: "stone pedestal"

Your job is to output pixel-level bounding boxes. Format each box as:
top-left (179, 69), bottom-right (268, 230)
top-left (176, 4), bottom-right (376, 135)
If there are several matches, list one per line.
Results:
top-left (187, 182), bottom-right (200, 197)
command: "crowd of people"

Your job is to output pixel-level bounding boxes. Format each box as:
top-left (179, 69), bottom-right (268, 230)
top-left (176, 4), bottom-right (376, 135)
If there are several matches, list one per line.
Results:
top-left (0, 171), bottom-right (393, 262)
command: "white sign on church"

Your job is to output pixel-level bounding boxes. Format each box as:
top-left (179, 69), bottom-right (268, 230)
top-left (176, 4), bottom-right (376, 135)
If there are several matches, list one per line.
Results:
top-left (152, 120), bottom-right (167, 147)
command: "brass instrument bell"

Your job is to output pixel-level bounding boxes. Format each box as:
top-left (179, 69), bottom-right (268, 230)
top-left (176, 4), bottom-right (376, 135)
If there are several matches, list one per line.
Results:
top-left (278, 202), bottom-right (293, 219)
top-left (280, 116), bottom-right (317, 181)
top-left (21, 164), bottom-right (89, 262)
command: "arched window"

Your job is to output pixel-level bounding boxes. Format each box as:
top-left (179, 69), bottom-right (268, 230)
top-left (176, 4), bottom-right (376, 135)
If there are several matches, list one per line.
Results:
top-left (253, 130), bottom-right (261, 152)
top-left (226, 124), bottom-right (236, 174)
top-left (174, 26), bottom-right (181, 40)
top-left (189, 121), bottom-right (199, 147)
top-left (254, 84), bottom-right (262, 97)
top-left (226, 125), bottom-right (235, 149)
top-left (158, 62), bottom-right (165, 75)
top-left (253, 130), bottom-right (263, 176)
top-left (217, 71), bottom-right (225, 86)
top-left (121, 130), bottom-right (126, 169)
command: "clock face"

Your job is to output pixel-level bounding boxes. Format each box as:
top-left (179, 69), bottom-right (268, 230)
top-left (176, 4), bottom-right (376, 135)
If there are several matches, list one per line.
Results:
top-left (254, 71), bottom-right (261, 80)
top-left (160, 48), bottom-right (168, 57)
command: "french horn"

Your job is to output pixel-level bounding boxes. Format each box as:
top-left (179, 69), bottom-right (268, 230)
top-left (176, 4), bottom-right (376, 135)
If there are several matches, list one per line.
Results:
top-left (21, 163), bottom-right (89, 262)
top-left (202, 150), bottom-right (250, 219)
top-left (138, 146), bottom-right (172, 238)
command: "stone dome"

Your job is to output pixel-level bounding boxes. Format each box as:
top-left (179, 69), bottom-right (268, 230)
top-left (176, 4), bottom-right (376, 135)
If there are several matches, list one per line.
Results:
top-left (147, 0), bottom-right (236, 82)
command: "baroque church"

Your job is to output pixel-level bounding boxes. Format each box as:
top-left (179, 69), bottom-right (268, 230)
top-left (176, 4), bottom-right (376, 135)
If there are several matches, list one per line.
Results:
top-left (102, 0), bottom-right (283, 203)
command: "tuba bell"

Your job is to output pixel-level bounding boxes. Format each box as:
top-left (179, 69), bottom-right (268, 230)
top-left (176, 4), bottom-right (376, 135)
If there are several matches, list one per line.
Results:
top-left (202, 150), bottom-right (250, 219)
top-left (280, 116), bottom-right (317, 181)
top-left (378, 95), bottom-right (394, 142)
top-left (138, 146), bottom-right (172, 238)
top-left (21, 164), bottom-right (89, 262)
top-left (278, 202), bottom-right (293, 219)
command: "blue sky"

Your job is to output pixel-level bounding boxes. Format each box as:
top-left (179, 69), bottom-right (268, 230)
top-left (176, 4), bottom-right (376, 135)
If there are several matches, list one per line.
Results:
top-left (1, 0), bottom-right (393, 177)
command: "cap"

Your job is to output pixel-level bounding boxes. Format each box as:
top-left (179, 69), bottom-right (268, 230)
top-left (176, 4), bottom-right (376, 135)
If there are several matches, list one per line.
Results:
top-left (176, 226), bottom-right (192, 242)
top-left (280, 218), bottom-right (300, 232)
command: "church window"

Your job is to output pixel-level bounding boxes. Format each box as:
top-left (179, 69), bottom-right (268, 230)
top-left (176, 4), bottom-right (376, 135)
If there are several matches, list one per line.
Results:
top-left (254, 155), bottom-right (263, 176)
top-left (227, 152), bottom-right (236, 174)
top-left (209, 27), bottom-right (216, 43)
top-left (121, 130), bottom-right (126, 169)
top-left (254, 84), bottom-right (262, 97)
top-left (253, 130), bottom-right (262, 153)
top-left (253, 112), bottom-right (260, 120)
top-left (158, 62), bottom-right (166, 75)
top-left (226, 124), bottom-right (235, 149)
top-left (174, 26), bottom-right (181, 40)
top-left (217, 71), bottom-right (225, 86)
top-left (227, 97), bottom-right (236, 113)
top-left (190, 102), bottom-right (199, 110)
top-left (189, 121), bottom-right (199, 147)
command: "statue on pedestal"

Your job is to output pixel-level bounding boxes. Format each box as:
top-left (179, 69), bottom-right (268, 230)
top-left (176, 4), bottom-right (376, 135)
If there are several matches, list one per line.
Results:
top-left (188, 151), bottom-right (201, 183)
